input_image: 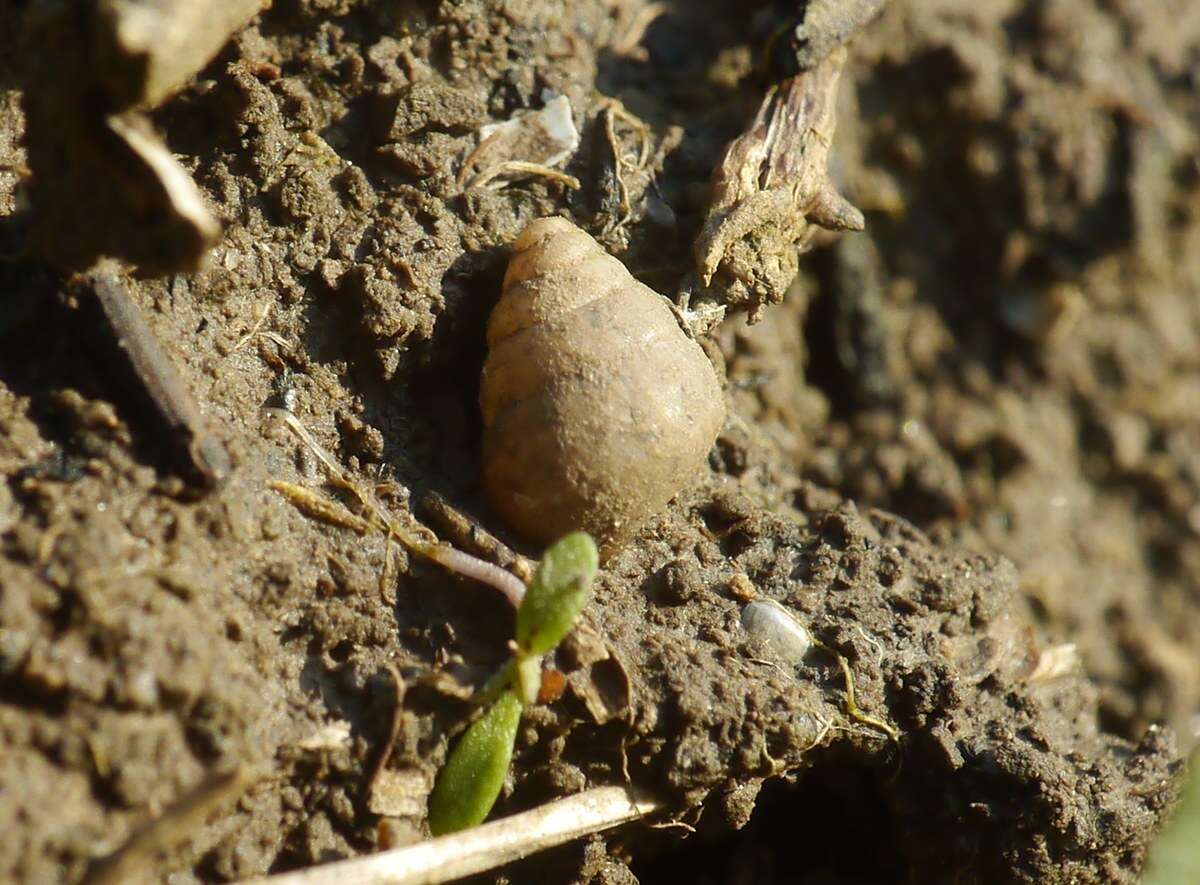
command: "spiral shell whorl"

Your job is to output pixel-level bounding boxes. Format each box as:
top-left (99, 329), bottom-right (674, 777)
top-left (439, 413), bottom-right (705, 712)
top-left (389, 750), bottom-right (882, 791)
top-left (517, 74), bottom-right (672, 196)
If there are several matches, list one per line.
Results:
top-left (487, 217), bottom-right (624, 345)
top-left (481, 217), bottom-right (725, 548)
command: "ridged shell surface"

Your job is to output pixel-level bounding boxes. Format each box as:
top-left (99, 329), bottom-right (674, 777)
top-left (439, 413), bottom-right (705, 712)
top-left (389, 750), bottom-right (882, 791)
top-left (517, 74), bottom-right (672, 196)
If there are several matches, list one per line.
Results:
top-left (481, 217), bottom-right (725, 546)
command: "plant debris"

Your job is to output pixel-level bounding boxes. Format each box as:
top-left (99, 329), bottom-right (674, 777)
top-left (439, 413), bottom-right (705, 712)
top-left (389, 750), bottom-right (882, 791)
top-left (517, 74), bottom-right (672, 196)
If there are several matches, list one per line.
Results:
top-left (694, 47), bottom-right (864, 318)
top-left (460, 94), bottom-right (581, 190)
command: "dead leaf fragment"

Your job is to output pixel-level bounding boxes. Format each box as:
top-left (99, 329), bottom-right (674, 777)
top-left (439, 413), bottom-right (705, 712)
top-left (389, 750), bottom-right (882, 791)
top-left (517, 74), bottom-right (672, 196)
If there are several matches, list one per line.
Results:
top-left (95, 0), bottom-right (268, 110)
top-left (695, 47), bottom-right (863, 315)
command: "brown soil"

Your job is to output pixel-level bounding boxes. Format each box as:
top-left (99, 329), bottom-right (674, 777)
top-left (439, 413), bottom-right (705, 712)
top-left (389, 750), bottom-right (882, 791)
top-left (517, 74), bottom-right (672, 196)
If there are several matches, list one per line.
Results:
top-left (1, 1), bottom-right (1196, 883)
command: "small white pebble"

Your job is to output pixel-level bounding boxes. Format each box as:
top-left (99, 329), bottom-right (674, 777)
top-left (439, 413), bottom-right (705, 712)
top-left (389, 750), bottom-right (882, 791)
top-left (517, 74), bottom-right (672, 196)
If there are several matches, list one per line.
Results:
top-left (127, 668), bottom-right (160, 708)
top-left (741, 599), bottom-right (812, 665)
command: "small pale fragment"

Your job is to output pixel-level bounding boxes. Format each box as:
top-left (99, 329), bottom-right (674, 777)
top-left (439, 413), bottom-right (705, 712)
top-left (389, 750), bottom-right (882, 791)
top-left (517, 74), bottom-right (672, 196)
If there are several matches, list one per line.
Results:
top-left (106, 114), bottom-right (221, 258)
top-left (741, 599), bottom-right (812, 665)
top-left (1026, 643), bottom-right (1079, 683)
top-left (368, 768), bottom-right (433, 818)
top-left (727, 573), bottom-right (757, 603)
top-left (296, 720), bottom-right (352, 751)
top-left (461, 95), bottom-right (580, 188)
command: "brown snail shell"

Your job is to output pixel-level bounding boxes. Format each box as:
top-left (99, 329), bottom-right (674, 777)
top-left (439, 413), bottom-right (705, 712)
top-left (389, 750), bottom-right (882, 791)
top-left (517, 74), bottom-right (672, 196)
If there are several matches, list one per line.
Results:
top-left (480, 217), bottom-right (725, 547)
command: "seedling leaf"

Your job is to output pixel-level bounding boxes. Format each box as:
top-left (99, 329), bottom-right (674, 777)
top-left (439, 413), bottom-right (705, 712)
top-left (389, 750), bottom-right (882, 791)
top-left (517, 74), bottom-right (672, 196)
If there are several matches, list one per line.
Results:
top-left (515, 532), bottom-right (598, 657)
top-left (514, 653), bottom-right (543, 706)
top-left (427, 691), bottom-right (522, 835)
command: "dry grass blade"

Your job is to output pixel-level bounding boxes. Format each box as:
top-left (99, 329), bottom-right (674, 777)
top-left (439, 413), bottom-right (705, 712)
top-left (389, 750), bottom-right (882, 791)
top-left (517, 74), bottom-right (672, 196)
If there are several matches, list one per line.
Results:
top-left (465, 161), bottom-right (581, 191)
top-left (247, 786), bottom-right (659, 885)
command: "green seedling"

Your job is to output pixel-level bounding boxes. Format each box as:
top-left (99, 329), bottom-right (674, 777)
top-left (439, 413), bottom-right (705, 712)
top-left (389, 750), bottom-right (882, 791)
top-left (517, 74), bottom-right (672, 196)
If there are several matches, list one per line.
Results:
top-left (1143, 760), bottom-right (1200, 885)
top-left (513, 532), bottom-right (598, 704)
top-left (516, 532), bottom-right (599, 657)
top-left (427, 691), bottom-right (522, 836)
top-left (428, 532), bottom-right (598, 835)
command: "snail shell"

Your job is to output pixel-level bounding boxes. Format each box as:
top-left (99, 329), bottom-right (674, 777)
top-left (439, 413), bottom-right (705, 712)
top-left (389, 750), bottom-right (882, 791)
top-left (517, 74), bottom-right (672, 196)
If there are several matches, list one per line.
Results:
top-left (480, 217), bottom-right (725, 546)
top-left (741, 599), bottom-right (812, 665)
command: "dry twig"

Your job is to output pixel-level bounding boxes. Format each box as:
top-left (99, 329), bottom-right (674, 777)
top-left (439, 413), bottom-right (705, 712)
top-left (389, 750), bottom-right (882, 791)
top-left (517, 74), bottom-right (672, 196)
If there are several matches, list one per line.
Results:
top-left (247, 786), bottom-right (659, 885)
top-left (263, 408), bottom-right (527, 606)
top-left (88, 265), bottom-right (232, 484)
top-left (421, 491), bottom-right (535, 584)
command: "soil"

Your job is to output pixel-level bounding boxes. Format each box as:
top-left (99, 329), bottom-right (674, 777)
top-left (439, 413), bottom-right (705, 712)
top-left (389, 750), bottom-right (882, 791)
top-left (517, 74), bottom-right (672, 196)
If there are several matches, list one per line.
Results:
top-left (1, 1), bottom-right (1197, 883)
